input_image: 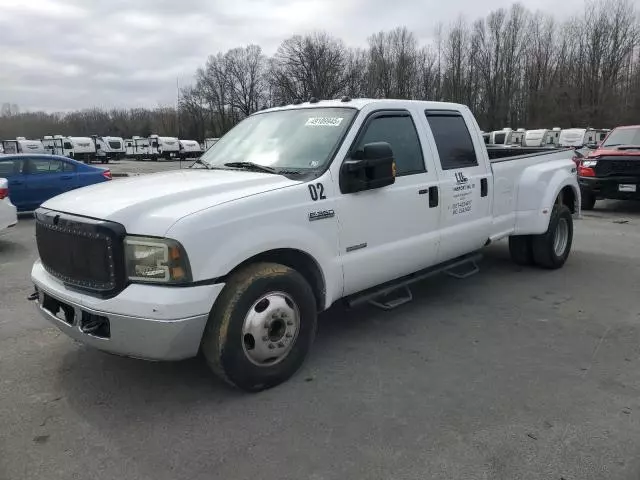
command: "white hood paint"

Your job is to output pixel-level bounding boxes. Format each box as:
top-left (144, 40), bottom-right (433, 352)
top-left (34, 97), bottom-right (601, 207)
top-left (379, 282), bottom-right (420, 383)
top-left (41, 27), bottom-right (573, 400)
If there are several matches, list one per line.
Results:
top-left (42, 169), bottom-right (301, 236)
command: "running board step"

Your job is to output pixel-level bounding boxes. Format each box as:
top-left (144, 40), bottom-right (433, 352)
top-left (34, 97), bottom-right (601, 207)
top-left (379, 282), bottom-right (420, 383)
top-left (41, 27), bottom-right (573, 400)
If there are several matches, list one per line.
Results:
top-left (445, 260), bottom-right (479, 279)
top-left (368, 285), bottom-right (413, 310)
top-left (345, 252), bottom-right (482, 310)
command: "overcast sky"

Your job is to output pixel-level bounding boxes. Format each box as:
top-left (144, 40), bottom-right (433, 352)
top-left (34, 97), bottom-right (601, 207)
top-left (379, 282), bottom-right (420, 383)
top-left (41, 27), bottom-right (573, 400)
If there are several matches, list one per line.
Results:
top-left (0, 0), bottom-right (584, 112)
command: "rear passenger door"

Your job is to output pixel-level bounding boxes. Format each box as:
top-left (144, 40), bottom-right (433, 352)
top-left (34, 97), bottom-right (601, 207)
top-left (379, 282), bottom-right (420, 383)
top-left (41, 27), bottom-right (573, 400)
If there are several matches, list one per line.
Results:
top-left (25, 158), bottom-right (74, 208)
top-left (423, 110), bottom-right (492, 263)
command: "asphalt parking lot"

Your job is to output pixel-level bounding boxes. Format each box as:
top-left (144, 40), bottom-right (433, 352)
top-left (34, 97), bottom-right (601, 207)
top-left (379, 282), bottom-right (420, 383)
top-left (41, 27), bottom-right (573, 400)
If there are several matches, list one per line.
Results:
top-left (2, 196), bottom-right (640, 479)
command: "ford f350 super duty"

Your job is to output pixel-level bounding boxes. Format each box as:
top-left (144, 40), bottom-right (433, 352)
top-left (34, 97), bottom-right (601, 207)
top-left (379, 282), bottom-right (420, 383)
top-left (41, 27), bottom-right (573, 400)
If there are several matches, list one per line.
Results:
top-left (30, 99), bottom-right (580, 391)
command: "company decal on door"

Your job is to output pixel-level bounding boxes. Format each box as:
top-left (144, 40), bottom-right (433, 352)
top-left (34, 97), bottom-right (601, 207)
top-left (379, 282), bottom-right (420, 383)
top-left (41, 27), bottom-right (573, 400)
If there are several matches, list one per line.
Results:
top-left (451, 171), bottom-right (476, 216)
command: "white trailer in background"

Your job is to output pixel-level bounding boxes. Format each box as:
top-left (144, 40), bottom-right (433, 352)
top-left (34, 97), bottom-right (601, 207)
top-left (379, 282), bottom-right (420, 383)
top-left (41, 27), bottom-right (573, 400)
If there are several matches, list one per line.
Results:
top-left (2, 137), bottom-right (47, 154)
top-left (42, 135), bottom-right (69, 156)
top-left (63, 137), bottom-right (96, 162)
top-left (94, 136), bottom-right (126, 163)
top-left (489, 128), bottom-right (524, 146)
top-left (125, 137), bottom-right (150, 160)
top-left (204, 138), bottom-right (220, 151)
top-left (148, 135), bottom-right (179, 160)
top-left (559, 128), bottom-right (608, 147)
top-left (178, 140), bottom-right (202, 159)
top-left (523, 128), bottom-right (561, 147)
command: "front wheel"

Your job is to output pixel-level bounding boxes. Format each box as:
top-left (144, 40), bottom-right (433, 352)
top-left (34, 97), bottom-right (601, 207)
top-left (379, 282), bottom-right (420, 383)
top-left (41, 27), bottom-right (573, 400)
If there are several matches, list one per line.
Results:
top-left (531, 204), bottom-right (573, 269)
top-left (201, 262), bottom-right (317, 392)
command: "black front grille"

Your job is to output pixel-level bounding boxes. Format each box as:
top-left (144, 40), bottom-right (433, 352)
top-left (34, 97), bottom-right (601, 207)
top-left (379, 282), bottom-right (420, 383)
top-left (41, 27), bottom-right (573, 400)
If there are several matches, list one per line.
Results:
top-left (595, 156), bottom-right (640, 177)
top-left (35, 209), bottom-right (126, 295)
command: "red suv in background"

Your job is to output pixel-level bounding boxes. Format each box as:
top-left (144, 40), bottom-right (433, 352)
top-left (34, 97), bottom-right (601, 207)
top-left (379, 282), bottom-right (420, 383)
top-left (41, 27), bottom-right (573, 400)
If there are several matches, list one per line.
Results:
top-left (578, 125), bottom-right (640, 210)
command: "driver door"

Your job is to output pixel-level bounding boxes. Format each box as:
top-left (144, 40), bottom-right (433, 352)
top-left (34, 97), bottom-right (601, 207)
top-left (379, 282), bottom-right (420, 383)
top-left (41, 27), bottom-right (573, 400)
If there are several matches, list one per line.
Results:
top-left (335, 110), bottom-right (442, 297)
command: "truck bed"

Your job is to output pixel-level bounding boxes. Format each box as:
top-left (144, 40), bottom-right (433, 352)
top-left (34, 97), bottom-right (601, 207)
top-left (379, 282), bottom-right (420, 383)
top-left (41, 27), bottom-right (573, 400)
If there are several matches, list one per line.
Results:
top-left (487, 146), bottom-right (570, 161)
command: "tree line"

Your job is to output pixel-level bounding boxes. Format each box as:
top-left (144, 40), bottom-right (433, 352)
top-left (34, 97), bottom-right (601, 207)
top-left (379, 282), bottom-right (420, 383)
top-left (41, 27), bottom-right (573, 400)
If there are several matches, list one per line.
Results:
top-left (1, 0), bottom-right (638, 142)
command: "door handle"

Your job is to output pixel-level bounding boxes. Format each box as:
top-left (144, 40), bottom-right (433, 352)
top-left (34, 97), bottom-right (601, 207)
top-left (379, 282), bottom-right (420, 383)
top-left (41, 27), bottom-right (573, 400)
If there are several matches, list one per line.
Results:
top-left (9, 181), bottom-right (23, 185)
top-left (60, 175), bottom-right (72, 180)
top-left (481, 178), bottom-right (488, 197)
top-left (428, 186), bottom-right (438, 208)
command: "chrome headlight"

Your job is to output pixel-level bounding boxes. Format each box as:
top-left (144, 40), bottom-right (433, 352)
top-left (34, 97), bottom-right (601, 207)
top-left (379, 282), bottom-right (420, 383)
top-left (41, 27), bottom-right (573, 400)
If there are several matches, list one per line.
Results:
top-left (582, 160), bottom-right (598, 167)
top-left (124, 236), bottom-right (192, 284)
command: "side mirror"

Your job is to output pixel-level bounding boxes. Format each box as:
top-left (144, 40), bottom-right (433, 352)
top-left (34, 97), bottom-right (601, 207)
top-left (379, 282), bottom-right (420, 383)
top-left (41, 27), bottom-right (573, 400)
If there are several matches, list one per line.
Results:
top-left (340, 142), bottom-right (396, 194)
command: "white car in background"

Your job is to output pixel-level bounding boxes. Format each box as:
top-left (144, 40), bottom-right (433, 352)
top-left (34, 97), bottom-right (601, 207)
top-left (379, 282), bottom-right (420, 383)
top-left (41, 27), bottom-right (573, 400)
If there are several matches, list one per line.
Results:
top-left (0, 178), bottom-right (18, 234)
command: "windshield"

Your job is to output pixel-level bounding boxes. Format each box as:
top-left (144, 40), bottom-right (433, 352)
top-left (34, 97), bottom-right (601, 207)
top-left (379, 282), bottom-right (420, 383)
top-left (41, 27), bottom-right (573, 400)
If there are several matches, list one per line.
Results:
top-left (200, 107), bottom-right (357, 171)
top-left (602, 127), bottom-right (640, 147)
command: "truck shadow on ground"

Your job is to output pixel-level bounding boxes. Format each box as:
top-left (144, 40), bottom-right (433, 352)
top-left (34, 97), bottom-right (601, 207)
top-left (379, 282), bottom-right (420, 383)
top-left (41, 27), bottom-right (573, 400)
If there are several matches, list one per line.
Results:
top-left (53, 242), bottom-right (535, 408)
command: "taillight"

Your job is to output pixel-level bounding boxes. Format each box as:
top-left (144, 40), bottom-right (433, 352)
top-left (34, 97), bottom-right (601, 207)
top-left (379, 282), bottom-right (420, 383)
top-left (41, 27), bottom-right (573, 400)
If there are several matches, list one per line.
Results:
top-left (102, 170), bottom-right (112, 180)
top-left (0, 187), bottom-right (8, 199)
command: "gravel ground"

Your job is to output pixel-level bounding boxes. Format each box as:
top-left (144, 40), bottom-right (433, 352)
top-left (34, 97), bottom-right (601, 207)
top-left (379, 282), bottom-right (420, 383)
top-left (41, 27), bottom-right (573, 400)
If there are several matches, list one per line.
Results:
top-left (1, 200), bottom-right (640, 480)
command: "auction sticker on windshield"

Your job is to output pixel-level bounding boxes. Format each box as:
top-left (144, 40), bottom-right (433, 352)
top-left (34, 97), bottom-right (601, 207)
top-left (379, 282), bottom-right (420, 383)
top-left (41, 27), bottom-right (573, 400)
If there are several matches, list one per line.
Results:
top-left (305, 117), bottom-right (344, 127)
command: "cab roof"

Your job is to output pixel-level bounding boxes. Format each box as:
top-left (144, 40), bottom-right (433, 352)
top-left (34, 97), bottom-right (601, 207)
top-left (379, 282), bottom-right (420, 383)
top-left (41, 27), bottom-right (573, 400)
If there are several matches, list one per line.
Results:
top-left (257, 98), bottom-right (468, 114)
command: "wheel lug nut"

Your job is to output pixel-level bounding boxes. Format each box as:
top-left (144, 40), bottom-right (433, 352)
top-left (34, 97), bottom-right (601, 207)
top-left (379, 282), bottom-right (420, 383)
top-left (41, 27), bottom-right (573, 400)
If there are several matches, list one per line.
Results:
top-left (268, 344), bottom-right (275, 350)
top-left (262, 336), bottom-right (269, 342)
top-left (287, 320), bottom-right (293, 326)
top-left (278, 342), bottom-right (285, 348)
top-left (285, 333), bottom-right (292, 338)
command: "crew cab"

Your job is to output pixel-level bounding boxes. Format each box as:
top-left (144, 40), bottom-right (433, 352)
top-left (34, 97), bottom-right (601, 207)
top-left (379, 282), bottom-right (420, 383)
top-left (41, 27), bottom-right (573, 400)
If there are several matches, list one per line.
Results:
top-left (30, 99), bottom-right (579, 391)
top-left (578, 125), bottom-right (640, 210)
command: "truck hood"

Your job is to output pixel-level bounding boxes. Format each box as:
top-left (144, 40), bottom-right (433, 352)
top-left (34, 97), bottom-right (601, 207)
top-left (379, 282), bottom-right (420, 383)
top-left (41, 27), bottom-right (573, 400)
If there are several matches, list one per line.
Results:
top-left (42, 169), bottom-right (301, 236)
top-left (588, 147), bottom-right (640, 158)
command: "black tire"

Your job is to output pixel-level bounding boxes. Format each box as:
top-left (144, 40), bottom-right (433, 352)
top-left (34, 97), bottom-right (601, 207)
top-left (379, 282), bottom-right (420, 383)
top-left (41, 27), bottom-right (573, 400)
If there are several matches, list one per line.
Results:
top-left (201, 262), bottom-right (317, 392)
top-left (531, 204), bottom-right (573, 269)
top-left (581, 190), bottom-right (596, 210)
top-left (508, 235), bottom-right (534, 266)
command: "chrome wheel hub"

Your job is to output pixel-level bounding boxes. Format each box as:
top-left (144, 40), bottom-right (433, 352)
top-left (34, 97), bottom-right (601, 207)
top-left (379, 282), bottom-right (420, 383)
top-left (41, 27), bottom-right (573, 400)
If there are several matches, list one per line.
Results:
top-left (241, 292), bottom-right (300, 366)
top-left (553, 218), bottom-right (569, 256)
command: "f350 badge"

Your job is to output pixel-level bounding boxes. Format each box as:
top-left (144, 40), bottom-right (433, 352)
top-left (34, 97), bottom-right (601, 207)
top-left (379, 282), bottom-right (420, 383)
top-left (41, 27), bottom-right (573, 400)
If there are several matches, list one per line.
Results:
top-left (308, 210), bottom-right (335, 222)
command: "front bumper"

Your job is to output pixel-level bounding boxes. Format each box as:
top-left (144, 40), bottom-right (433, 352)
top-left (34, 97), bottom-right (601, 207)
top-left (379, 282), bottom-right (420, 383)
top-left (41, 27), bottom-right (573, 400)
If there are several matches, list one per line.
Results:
top-left (580, 176), bottom-right (640, 200)
top-left (31, 260), bottom-right (225, 360)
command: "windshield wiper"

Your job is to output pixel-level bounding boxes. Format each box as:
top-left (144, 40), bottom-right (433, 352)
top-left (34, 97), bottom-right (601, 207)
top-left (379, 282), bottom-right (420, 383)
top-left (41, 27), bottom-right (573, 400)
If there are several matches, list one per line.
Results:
top-left (189, 158), bottom-right (212, 169)
top-left (224, 162), bottom-right (277, 174)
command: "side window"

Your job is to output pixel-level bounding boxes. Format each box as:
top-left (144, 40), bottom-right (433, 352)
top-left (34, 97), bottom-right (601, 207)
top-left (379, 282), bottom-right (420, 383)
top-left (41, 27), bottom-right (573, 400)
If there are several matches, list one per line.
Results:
top-left (425, 113), bottom-right (479, 170)
top-left (0, 160), bottom-right (20, 177)
top-left (354, 114), bottom-right (425, 175)
top-left (28, 159), bottom-right (63, 174)
top-left (63, 141), bottom-right (73, 149)
top-left (63, 162), bottom-right (75, 173)
top-left (49, 160), bottom-right (64, 172)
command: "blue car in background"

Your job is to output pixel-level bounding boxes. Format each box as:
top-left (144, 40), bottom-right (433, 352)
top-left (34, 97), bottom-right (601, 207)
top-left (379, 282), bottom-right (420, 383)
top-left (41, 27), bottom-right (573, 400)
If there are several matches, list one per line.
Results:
top-left (0, 154), bottom-right (112, 212)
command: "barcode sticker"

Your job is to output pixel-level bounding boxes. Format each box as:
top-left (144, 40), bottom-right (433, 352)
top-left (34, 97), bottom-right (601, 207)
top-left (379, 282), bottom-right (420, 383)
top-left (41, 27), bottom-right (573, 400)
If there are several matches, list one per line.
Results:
top-left (305, 117), bottom-right (344, 127)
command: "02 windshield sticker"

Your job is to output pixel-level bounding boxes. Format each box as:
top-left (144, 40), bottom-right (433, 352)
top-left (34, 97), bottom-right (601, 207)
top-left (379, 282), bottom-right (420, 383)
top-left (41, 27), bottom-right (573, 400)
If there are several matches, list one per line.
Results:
top-left (305, 117), bottom-right (344, 127)
top-left (451, 171), bottom-right (476, 216)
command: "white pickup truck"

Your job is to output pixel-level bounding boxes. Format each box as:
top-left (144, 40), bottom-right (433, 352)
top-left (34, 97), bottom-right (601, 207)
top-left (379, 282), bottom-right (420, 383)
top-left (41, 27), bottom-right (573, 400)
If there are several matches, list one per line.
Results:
top-left (31, 99), bottom-right (579, 391)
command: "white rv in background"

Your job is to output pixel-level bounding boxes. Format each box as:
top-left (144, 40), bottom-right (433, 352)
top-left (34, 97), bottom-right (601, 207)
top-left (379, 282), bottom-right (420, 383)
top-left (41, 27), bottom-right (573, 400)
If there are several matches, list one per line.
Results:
top-left (559, 128), bottom-right (608, 147)
top-left (489, 128), bottom-right (524, 146)
top-left (2, 137), bottom-right (46, 154)
top-left (125, 136), bottom-right (150, 160)
top-left (148, 134), bottom-right (179, 160)
top-left (42, 135), bottom-right (69, 156)
top-left (523, 128), bottom-right (561, 147)
top-left (94, 136), bottom-right (126, 163)
top-left (204, 138), bottom-right (220, 151)
top-left (63, 137), bottom-right (96, 162)
top-left (178, 140), bottom-right (202, 159)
